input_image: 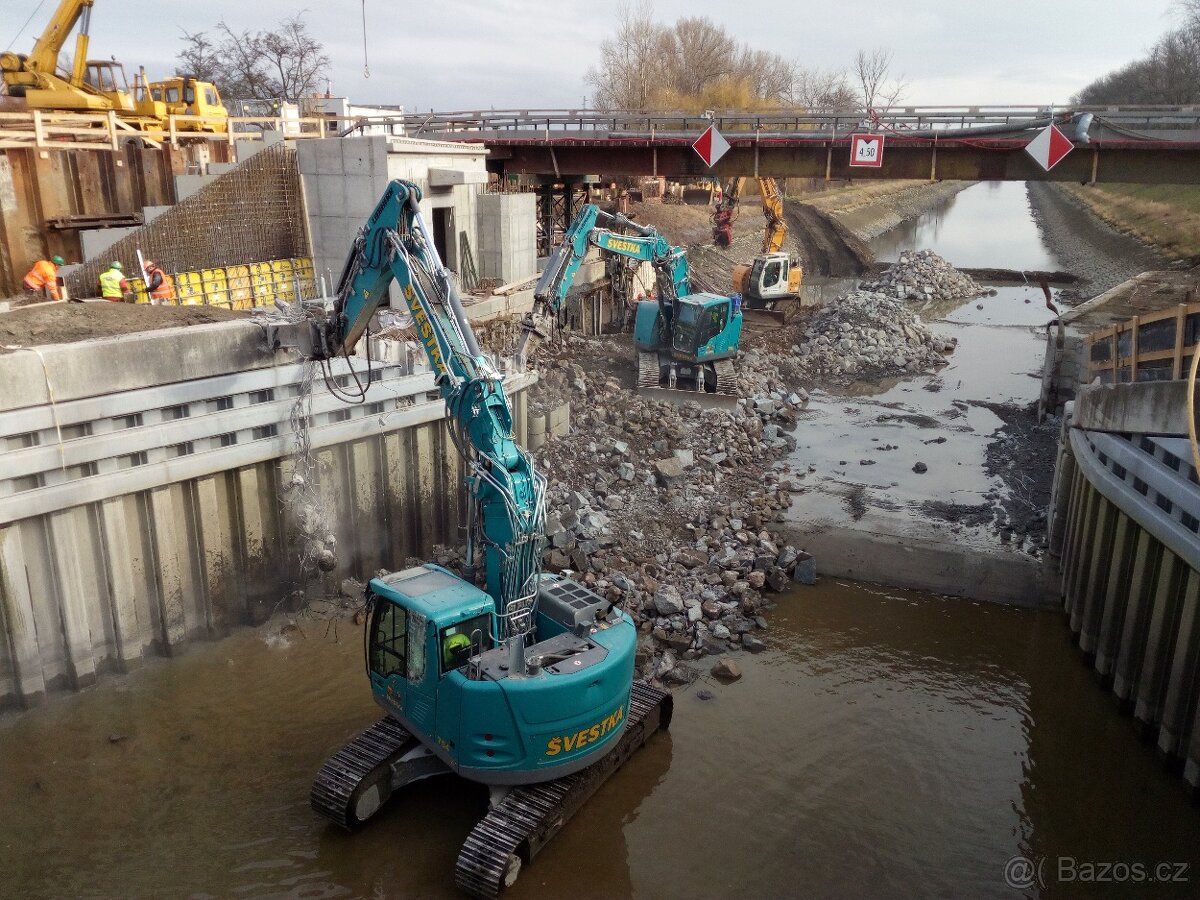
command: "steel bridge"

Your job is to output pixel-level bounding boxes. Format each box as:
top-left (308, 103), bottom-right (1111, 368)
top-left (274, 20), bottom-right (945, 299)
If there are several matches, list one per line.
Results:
top-left (375, 105), bottom-right (1200, 185)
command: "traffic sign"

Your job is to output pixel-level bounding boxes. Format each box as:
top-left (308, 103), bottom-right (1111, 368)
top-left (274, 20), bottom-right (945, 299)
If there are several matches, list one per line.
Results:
top-left (1025, 124), bottom-right (1074, 171)
top-left (849, 133), bottom-right (885, 167)
top-left (692, 124), bottom-right (731, 168)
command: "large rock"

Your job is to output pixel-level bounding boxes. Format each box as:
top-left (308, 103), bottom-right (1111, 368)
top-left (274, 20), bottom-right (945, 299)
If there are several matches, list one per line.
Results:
top-left (654, 457), bottom-right (688, 487)
top-left (652, 585), bottom-right (685, 616)
top-left (711, 656), bottom-right (742, 681)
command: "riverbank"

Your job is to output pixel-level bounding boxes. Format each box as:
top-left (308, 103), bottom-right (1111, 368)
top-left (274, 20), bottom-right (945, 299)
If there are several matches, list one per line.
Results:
top-left (1058, 182), bottom-right (1200, 263)
top-left (814, 179), bottom-right (974, 242)
top-left (1029, 183), bottom-right (1169, 297)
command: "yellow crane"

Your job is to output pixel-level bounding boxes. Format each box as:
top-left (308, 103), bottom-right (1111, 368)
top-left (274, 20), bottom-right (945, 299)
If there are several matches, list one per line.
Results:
top-left (712, 177), bottom-right (802, 324)
top-left (1, 0), bottom-right (227, 133)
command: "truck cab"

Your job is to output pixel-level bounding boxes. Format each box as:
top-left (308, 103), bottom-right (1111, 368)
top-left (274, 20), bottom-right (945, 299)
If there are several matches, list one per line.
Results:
top-left (148, 76), bottom-right (228, 132)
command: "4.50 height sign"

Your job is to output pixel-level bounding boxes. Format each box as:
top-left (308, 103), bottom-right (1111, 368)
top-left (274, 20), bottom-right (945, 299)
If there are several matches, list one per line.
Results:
top-left (849, 133), bottom-right (885, 168)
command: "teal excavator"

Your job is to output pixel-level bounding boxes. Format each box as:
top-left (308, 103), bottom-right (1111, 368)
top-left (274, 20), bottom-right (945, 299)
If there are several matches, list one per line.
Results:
top-left (519, 204), bottom-right (743, 402)
top-left (273, 180), bottom-right (672, 897)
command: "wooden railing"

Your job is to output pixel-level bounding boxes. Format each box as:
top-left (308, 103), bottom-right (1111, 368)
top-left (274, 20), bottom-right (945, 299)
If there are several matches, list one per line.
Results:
top-left (1086, 302), bottom-right (1200, 384)
top-left (0, 110), bottom-right (338, 150)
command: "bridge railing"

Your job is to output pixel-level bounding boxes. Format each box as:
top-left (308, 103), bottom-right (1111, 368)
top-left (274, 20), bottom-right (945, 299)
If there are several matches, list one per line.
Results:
top-left (1087, 302), bottom-right (1200, 384)
top-left (396, 106), bottom-right (1200, 139)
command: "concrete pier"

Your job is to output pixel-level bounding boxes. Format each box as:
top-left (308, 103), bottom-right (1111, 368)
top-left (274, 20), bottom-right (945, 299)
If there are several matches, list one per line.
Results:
top-left (1049, 380), bottom-right (1200, 791)
top-left (0, 321), bottom-right (533, 709)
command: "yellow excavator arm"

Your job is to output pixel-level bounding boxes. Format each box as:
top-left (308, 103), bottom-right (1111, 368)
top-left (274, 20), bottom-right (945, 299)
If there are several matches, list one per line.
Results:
top-left (757, 177), bottom-right (788, 255)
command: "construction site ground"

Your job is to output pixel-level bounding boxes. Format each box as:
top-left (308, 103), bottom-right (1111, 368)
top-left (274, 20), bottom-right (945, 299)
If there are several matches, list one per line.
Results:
top-left (0, 302), bottom-right (247, 352)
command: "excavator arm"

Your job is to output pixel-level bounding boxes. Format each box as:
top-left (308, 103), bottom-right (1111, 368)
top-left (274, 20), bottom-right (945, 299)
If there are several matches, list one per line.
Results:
top-left (757, 177), bottom-right (788, 255)
top-left (306, 179), bottom-right (545, 613)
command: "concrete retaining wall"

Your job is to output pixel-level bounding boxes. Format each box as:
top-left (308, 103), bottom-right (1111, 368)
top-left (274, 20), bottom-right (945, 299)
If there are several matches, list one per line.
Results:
top-left (1048, 389), bottom-right (1200, 794)
top-left (0, 322), bottom-right (532, 709)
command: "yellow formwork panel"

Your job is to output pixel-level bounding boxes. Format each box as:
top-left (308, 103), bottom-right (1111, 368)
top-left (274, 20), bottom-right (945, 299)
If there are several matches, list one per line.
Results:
top-left (129, 277), bottom-right (149, 304)
top-left (250, 262), bottom-right (276, 305)
top-left (115, 258), bottom-right (316, 309)
top-left (175, 271), bottom-right (204, 306)
top-left (226, 265), bottom-right (253, 309)
top-left (201, 268), bottom-right (231, 308)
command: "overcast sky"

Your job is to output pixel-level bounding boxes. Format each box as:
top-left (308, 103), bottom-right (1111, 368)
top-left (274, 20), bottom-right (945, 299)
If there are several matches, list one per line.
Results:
top-left (1, 0), bottom-right (1185, 110)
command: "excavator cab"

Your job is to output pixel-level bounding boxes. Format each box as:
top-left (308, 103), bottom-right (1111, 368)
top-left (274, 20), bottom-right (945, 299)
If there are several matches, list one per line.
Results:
top-left (738, 252), bottom-right (802, 306)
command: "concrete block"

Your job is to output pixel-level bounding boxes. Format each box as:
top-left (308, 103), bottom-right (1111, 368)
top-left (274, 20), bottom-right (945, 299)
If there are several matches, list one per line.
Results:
top-left (317, 176), bottom-right (345, 219)
top-left (48, 509), bottom-right (99, 688)
top-left (81, 226), bottom-right (137, 261)
top-left (0, 525), bottom-right (47, 704)
top-left (196, 474), bottom-right (235, 634)
top-left (206, 162), bottom-right (235, 176)
top-left (100, 497), bottom-right (146, 669)
top-left (429, 167), bottom-right (488, 187)
top-left (344, 176), bottom-right (380, 219)
top-left (174, 173), bottom-right (215, 201)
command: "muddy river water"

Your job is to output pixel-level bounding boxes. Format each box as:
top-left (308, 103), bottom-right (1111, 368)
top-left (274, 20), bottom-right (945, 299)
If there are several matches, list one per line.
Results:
top-left (3, 183), bottom-right (1197, 899)
top-left (3, 581), bottom-right (1199, 899)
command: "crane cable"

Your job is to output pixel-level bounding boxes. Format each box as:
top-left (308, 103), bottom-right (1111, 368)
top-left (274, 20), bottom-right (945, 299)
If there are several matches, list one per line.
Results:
top-left (361, 0), bottom-right (370, 79)
top-left (5, 0), bottom-right (47, 52)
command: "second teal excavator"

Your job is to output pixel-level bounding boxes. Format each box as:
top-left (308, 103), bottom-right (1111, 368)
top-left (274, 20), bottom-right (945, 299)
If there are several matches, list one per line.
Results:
top-left (519, 204), bottom-right (743, 402)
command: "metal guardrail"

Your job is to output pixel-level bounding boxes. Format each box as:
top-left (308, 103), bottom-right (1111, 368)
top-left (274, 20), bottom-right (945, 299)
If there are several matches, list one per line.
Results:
top-left (1086, 303), bottom-right (1200, 383)
top-left (393, 105), bottom-right (1200, 140)
top-left (1072, 428), bottom-right (1200, 572)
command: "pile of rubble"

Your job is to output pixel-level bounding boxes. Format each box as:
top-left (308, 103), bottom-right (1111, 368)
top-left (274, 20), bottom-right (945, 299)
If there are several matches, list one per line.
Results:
top-left (860, 249), bottom-right (985, 301)
top-left (527, 342), bottom-right (815, 684)
top-left (791, 290), bottom-right (957, 381)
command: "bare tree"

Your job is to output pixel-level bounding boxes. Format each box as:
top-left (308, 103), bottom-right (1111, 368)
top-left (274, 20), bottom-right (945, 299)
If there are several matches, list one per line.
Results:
top-left (177, 29), bottom-right (224, 86)
top-left (586, 3), bottom-right (798, 111)
top-left (851, 47), bottom-right (907, 112)
top-left (176, 13), bottom-right (330, 103)
top-left (794, 67), bottom-right (858, 112)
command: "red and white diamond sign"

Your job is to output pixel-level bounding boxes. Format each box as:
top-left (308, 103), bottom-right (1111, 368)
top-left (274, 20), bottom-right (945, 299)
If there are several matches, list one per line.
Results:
top-left (1025, 124), bottom-right (1074, 171)
top-left (849, 133), bottom-right (885, 168)
top-left (692, 124), bottom-right (730, 168)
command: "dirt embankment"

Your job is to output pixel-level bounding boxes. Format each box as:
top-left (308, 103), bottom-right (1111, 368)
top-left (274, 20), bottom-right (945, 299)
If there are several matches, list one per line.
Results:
top-left (1056, 182), bottom-right (1200, 263)
top-left (0, 302), bottom-right (248, 352)
top-left (1027, 182), bottom-right (1169, 299)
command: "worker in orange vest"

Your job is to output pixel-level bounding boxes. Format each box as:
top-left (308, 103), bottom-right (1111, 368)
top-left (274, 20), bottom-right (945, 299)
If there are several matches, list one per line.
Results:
top-left (22, 255), bottom-right (65, 301)
top-left (143, 260), bottom-right (175, 304)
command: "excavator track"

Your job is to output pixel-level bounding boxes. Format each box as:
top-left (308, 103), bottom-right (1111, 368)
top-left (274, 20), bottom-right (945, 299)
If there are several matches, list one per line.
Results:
top-left (454, 682), bottom-right (673, 898)
top-left (311, 716), bottom-right (414, 830)
top-left (636, 351), bottom-right (662, 391)
top-left (637, 352), bottom-right (739, 410)
top-left (712, 359), bottom-right (737, 397)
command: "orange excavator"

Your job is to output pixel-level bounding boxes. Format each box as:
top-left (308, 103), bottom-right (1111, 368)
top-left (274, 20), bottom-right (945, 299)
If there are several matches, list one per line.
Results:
top-left (712, 177), bottom-right (802, 326)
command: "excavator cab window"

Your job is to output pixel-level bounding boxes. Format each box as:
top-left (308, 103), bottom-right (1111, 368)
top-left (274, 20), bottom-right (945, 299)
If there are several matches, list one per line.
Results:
top-left (369, 599), bottom-right (407, 678)
top-left (184, 84), bottom-right (195, 105)
top-left (762, 260), bottom-right (782, 289)
top-left (440, 614), bottom-right (492, 674)
top-left (151, 87), bottom-right (163, 101)
top-left (165, 86), bottom-right (180, 104)
top-left (696, 305), bottom-right (730, 346)
top-left (204, 87), bottom-right (218, 108)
